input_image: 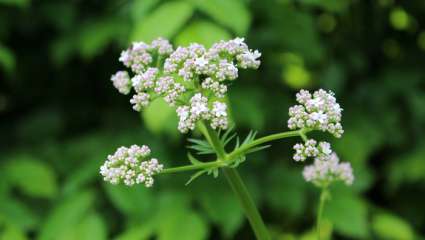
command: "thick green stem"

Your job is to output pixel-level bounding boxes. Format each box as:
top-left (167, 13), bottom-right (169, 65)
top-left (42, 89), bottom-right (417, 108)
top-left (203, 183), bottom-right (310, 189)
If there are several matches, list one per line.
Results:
top-left (317, 187), bottom-right (328, 240)
top-left (200, 122), bottom-right (270, 240)
top-left (223, 168), bottom-right (270, 240)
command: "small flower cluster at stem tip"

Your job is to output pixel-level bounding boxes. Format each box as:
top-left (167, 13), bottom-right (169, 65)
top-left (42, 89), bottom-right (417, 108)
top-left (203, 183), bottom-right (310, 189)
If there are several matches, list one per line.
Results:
top-left (289, 89), bottom-right (354, 187)
top-left (110, 37), bottom-right (261, 133)
top-left (100, 145), bottom-right (163, 187)
top-left (303, 153), bottom-right (354, 186)
top-left (288, 89), bottom-right (343, 138)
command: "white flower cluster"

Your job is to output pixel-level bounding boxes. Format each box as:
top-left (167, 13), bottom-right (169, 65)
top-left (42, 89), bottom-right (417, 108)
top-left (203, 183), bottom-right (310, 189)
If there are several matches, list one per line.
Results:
top-left (111, 37), bottom-right (261, 133)
top-left (293, 139), bottom-right (332, 162)
top-left (100, 145), bottom-right (163, 187)
top-left (288, 89), bottom-right (343, 138)
top-left (303, 153), bottom-right (354, 186)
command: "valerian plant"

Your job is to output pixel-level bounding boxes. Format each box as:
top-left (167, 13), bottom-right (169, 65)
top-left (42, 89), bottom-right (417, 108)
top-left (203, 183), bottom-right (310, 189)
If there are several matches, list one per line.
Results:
top-left (100, 37), bottom-right (354, 240)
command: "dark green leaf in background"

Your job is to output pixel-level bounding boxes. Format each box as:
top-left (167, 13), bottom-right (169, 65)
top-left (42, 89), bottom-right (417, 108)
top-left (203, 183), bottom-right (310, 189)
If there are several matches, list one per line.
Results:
top-left (5, 156), bottom-right (57, 199)
top-left (131, 1), bottom-right (194, 42)
top-left (38, 191), bottom-right (95, 240)
top-left (372, 212), bottom-right (415, 240)
top-left (190, 0), bottom-right (251, 35)
top-left (0, 44), bottom-right (15, 74)
top-left (175, 21), bottom-right (231, 47)
top-left (324, 190), bottom-right (369, 238)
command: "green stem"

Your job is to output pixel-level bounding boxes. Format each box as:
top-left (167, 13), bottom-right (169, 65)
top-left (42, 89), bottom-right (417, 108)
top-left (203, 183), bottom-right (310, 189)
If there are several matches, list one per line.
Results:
top-left (200, 122), bottom-right (270, 240)
top-left (223, 168), bottom-right (270, 240)
top-left (199, 122), bottom-right (227, 159)
top-left (227, 129), bottom-right (306, 160)
top-left (161, 161), bottom-right (223, 174)
top-left (317, 187), bottom-right (328, 240)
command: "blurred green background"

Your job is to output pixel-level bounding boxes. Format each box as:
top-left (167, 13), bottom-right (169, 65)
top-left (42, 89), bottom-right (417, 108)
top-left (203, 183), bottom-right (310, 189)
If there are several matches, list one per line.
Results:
top-left (1, 0), bottom-right (425, 239)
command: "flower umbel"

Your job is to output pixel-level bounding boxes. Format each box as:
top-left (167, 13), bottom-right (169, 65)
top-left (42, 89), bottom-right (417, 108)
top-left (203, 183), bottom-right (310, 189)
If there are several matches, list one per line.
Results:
top-left (100, 145), bottom-right (163, 187)
top-left (288, 89), bottom-right (343, 137)
top-left (111, 37), bottom-right (261, 133)
top-left (302, 152), bottom-right (354, 186)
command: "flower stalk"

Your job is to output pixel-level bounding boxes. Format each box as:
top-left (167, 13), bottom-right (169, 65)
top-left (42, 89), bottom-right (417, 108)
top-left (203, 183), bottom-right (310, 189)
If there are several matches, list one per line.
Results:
top-left (199, 122), bottom-right (270, 240)
top-left (316, 186), bottom-right (329, 240)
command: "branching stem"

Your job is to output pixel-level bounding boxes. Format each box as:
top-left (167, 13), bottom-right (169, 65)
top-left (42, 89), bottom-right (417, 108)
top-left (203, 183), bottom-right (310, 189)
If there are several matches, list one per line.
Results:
top-left (160, 128), bottom-right (311, 175)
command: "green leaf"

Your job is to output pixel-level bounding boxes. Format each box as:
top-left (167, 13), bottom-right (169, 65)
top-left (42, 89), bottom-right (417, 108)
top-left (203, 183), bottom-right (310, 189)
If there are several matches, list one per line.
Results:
top-left (142, 98), bottom-right (179, 135)
top-left (62, 159), bottom-right (100, 196)
top-left (275, 8), bottom-right (324, 62)
top-left (229, 87), bottom-right (266, 129)
top-left (103, 184), bottom-right (154, 220)
top-left (324, 191), bottom-right (369, 238)
top-left (78, 19), bottom-right (126, 59)
top-left (187, 138), bottom-right (214, 155)
top-left (0, 44), bottom-right (15, 73)
top-left (175, 20), bottom-right (231, 47)
top-left (198, 187), bottom-right (243, 238)
top-left (185, 169), bottom-right (208, 185)
top-left (72, 213), bottom-right (107, 240)
top-left (131, 1), bottom-right (194, 42)
top-left (131, 0), bottom-right (160, 22)
top-left (388, 143), bottom-right (425, 188)
top-left (157, 210), bottom-right (208, 240)
top-left (0, 223), bottom-right (28, 240)
top-left (372, 213), bottom-right (415, 240)
top-left (39, 191), bottom-right (95, 240)
top-left (152, 191), bottom-right (208, 239)
top-left (0, 196), bottom-right (39, 230)
top-left (5, 156), bottom-right (57, 198)
top-left (265, 164), bottom-right (307, 217)
top-left (188, 152), bottom-right (203, 165)
top-left (115, 222), bottom-right (155, 240)
top-left (190, 0), bottom-right (251, 35)
top-left (333, 114), bottom-right (383, 192)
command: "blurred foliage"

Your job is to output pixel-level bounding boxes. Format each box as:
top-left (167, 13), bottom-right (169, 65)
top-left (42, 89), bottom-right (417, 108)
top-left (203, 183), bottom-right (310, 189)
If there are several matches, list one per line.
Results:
top-left (1, 0), bottom-right (425, 239)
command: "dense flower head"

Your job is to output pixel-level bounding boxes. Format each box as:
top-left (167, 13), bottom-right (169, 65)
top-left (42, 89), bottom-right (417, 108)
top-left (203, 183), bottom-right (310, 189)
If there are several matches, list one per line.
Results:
top-left (288, 89), bottom-right (343, 138)
top-left (111, 37), bottom-right (261, 133)
top-left (293, 140), bottom-right (333, 162)
top-left (100, 145), bottom-right (163, 187)
top-left (303, 153), bottom-right (354, 186)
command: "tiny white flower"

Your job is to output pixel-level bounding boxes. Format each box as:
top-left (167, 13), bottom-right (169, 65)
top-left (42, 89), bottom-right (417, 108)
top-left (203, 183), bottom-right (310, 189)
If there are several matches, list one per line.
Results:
top-left (310, 111), bottom-right (328, 124)
top-left (233, 37), bottom-right (245, 45)
top-left (194, 57), bottom-right (208, 67)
